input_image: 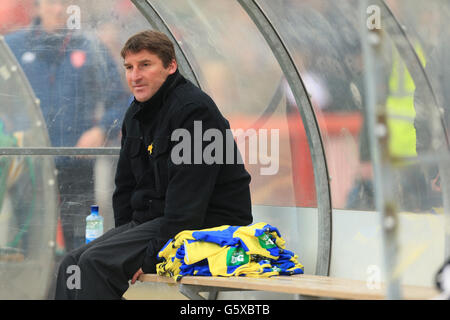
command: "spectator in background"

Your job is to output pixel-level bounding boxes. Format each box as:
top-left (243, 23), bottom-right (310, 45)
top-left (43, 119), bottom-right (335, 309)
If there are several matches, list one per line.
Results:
top-left (0, 0), bottom-right (34, 34)
top-left (414, 27), bottom-right (450, 210)
top-left (5, 0), bottom-right (130, 252)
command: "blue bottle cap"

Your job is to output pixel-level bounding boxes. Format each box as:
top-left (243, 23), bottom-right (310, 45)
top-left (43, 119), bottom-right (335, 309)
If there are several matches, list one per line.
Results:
top-left (91, 205), bottom-right (99, 215)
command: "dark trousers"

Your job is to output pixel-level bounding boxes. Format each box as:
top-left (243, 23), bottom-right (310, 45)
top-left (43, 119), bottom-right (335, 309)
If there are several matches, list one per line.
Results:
top-left (54, 217), bottom-right (163, 300)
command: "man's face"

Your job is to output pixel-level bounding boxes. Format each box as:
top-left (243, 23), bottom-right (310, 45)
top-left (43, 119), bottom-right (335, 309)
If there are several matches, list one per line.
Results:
top-left (124, 50), bottom-right (177, 103)
top-left (39, 0), bottom-right (68, 33)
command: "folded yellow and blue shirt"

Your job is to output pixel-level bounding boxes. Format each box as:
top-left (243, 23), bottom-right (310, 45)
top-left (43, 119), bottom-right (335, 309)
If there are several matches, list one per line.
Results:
top-left (156, 222), bottom-right (304, 280)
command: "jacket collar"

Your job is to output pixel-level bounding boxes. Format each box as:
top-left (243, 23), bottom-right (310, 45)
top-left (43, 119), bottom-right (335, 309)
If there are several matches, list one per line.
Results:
top-left (132, 69), bottom-right (184, 121)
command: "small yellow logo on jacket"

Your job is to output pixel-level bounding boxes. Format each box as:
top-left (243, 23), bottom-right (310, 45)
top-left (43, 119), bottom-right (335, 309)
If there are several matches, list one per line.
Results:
top-left (148, 143), bottom-right (153, 155)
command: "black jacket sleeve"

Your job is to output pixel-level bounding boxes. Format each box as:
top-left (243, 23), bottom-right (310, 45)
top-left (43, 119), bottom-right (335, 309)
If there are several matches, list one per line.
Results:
top-left (141, 103), bottom-right (223, 272)
top-left (112, 122), bottom-right (135, 227)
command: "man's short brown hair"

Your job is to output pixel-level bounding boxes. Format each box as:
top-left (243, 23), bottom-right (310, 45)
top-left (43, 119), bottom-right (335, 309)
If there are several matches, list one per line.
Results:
top-left (121, 30), bottom-right (176, 68)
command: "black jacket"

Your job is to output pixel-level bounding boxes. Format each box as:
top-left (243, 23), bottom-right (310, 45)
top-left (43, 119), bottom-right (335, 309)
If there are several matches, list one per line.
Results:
top-left (112, 70), bottom-right (252, 272)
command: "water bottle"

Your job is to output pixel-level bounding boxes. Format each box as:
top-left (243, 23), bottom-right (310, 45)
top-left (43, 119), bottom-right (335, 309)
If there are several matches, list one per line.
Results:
top-left (85, 205), bottom-right (103, 244)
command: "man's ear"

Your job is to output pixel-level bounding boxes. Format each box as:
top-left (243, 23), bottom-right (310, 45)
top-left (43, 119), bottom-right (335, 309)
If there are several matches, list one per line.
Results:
top-left (168, 59), bottom-right (178, 74)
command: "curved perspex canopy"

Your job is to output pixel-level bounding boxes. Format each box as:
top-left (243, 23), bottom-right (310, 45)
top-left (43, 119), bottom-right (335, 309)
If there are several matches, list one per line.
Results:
top-left (0, 0), bottom-right (449, 299)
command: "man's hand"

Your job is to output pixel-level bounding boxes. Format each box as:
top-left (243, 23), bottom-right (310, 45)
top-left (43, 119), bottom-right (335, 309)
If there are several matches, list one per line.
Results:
top-left (75, 126), bottom-right (106, 148)
top-left (131, 268), bottom-right (144, 285)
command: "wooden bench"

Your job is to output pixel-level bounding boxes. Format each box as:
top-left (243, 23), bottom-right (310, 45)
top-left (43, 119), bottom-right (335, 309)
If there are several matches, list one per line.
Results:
top-left (138, 273), bottom-right (440, 300)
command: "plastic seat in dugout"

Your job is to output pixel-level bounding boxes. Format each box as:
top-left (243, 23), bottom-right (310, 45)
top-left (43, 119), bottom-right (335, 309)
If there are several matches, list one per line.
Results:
top-left (0, 0), bottom-right (449, 300)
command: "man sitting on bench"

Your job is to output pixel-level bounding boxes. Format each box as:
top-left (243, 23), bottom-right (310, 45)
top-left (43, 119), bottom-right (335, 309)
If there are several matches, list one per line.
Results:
top-left (54, 30), bottom-right (253, 300)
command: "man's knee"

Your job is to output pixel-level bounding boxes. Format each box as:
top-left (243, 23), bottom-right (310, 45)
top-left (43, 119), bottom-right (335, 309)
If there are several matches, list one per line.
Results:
top-left (77, 246), bottom-right (99, 270)
top-left (57, 252), bottom-right (78, 273)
